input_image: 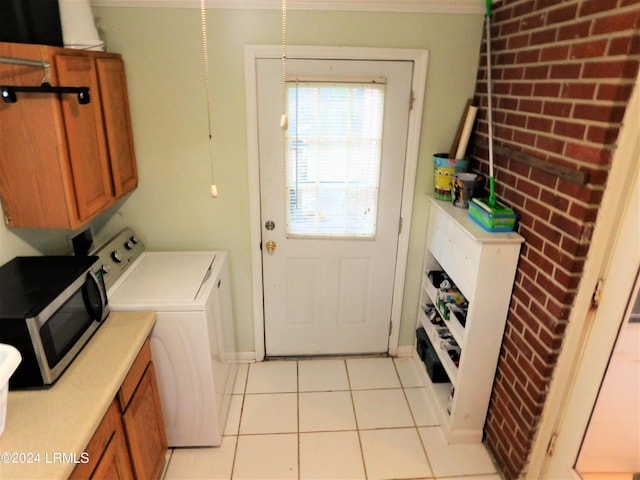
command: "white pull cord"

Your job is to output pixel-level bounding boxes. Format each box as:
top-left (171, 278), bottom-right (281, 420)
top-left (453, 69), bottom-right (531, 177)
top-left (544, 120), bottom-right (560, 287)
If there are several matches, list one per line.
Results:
top-left (200, 0), bottom-right (218, 197)
top-left (280, 0), bottom-right (288, 131)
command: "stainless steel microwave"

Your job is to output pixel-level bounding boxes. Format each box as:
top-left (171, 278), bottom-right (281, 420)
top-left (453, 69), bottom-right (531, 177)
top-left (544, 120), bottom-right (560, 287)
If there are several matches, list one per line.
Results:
top-left (0, 256), bottom-right (109, 389)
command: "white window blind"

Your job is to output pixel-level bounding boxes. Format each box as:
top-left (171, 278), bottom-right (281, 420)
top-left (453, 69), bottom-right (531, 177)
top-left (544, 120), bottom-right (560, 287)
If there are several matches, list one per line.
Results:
top-left (286, 80), bottom-right (386, 238)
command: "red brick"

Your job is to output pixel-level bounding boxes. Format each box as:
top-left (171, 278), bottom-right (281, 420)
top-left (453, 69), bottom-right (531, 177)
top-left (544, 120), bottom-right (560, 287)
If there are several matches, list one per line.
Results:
top-left (530, 168), bottom-right (559, 189)
top-left (554, 267), bottom-right (582, 290)
top-left (513, 128), bottom-right (536, 144)
top-left (558, 20), bottom-right (591, 41)
top-left (520, 98), bottom-right (543, 113)
top-left (533, 82), bottom-right (562, 97)
top-left (537, 272), bottom-right (574, 305)
top-left (521, 12), bottom-right (546, 31)
top-left (608, 33), bottom-right (640, 56)
top-left (583, 59), bottom-right (640, 79)
top-left (565, 142), bottom-right (612, 165)
top-left (587, 125), bottom-right (620, 145)
top-left (536, 134), bottom-right (565, 155)
top-left (550, 62), bottom-right (582, 79)
top-left (498, 52), bottom-right (517, 65)
top-left (513, 2), bottom-right (536, 18)
top-left (578, 0), bottom-right (618, 16)
top-left (508, 33), bottom-right (531, 50)
top-left (561, 82), bottom-right (596, 99)
top-left (592, 11), bottom-right (640, 35)
top-left (537, 0), bottom-right (566, 9)
top-left (527, 116), bottom-right (553, 132)
top-left (570, 38), bottom-right (608, 59)
top-left (499, 96), bottom-right (519, 110)
top-left (544, 241), bottom-right (580, 270)
top-left (517, 177), bottom-right (542, 197)
top-left (506, 112), bottom-right (528, 128)
top-left (573, 103), bottom-right (626, 122)
top-left (531, 28), bottom-right (558, 45)
top-left (554, 120), bottom-right (586, 140)
top-left (546, 6), bottom-right (580, 26)
top-left (515, 48), bottom-right (540, 65)
top-left (540, 44), bottom-right (570, 62)
top-left (504, 66), bottom-right (525, 80)
top-left (525, 65), bottom-right (550, 80)
top-left (501, 18), bottom-right (522, 36)
top-left (543, 100), bottom-right (572, 117)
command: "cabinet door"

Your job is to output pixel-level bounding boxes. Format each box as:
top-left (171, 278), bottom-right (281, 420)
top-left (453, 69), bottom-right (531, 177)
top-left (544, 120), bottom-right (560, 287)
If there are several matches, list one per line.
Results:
top-left (70, 400), bottom-right (134, 480)
top-left (55, 54), bottom-right (114, 223)
top-left (95, 57), bottom-right (138, 198)
top-left (91, 428), bottom-right (135, 480)
top-left (122, 363), bottom-right (168, 480)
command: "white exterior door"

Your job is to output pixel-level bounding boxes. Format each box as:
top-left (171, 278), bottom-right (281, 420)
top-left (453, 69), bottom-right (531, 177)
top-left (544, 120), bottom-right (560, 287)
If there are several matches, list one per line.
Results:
top-left (257, 57), bottom-right (413, 356)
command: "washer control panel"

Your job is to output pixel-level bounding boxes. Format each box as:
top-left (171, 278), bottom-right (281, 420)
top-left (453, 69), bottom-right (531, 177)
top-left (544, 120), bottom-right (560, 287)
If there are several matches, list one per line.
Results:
top-left (93, 227), bottom-right (145, 291)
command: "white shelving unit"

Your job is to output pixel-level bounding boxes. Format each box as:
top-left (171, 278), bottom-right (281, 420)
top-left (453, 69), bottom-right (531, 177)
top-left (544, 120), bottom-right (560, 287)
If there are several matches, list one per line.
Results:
top-left (415, 195), bottom-right (524, 443)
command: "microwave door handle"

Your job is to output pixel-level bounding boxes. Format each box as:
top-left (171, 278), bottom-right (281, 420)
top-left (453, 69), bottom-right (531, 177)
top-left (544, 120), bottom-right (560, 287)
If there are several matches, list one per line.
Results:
top-left (84, 272), bottom-right (106, 322)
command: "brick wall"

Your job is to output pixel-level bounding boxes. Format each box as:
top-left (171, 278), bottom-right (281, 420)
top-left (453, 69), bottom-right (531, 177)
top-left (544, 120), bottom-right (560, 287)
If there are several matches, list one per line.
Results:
top-left (468, 0), bottom-right (640, 478)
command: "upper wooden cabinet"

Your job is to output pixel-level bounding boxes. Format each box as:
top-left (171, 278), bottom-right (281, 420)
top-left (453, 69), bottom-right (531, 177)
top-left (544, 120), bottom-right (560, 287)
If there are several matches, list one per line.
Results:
top-left (0, 42), bottom-right (138, 229)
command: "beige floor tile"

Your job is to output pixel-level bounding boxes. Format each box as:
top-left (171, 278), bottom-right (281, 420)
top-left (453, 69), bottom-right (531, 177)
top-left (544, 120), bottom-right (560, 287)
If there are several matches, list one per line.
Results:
top-left (419, 426), bottom-right (497, 477)
top-left (360, 428), bottom-right (433, 479)
top-left (347, 357), bottom-right (401, 390)
top-left (352, 389), bottom-right (414, 429)
top-left (245, 361), bottom-right (297, 393)
top-left (405, 388), bottom-right (439, 427)
top-left (233, 363), bottom-right (249, 394)
top-left (299, 431), bottom-right (366, 479)
top-left (299, 391), bottom-right (357, 432)
top-left (394, 357), bottom-right (426, 388)
top-left (239, 393), bottom-right (297, 434)
top-left (298, 358), bottom-right (350, 392)
top-left (164, 436), bottom-right (236, 479)
top-left (223, 394), bottom-right (243, 436)
top-left (233, 434), bottom-right (298, 479)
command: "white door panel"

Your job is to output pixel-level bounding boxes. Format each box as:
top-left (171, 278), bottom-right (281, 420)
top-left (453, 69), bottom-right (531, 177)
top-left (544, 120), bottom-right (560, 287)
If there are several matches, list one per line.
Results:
top-left (258, 58), bottom-right (412, 356)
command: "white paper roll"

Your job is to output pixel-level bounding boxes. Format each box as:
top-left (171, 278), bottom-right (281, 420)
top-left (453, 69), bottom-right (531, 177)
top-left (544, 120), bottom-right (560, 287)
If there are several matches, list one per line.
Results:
top-left (58, 0), bottom-right (105, 51)
top-left (455, 105), bottom-right (478, 160)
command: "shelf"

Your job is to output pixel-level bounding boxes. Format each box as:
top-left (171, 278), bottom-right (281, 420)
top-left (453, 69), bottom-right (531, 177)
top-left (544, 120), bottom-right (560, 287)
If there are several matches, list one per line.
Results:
top-left (415, 196), bottom-right (524, 444)
top-left (422, 272), bottom-right (466, 348)
top-left (419, 310), bottom-right (458, 386)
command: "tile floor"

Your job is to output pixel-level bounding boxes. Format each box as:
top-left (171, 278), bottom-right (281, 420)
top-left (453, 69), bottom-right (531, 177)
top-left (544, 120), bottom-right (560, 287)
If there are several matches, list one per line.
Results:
top-left (163, 356), bottom-right (502, 480)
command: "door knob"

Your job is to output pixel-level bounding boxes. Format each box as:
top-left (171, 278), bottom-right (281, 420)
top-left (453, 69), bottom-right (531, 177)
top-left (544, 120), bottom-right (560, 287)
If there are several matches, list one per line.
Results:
top-left (265, 240), bottom-right (277, 254)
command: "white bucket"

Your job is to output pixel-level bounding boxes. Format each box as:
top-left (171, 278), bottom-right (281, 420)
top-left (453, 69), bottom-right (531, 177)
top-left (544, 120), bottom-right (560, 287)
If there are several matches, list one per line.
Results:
top-left (58, 0), bottom-right (105, 51)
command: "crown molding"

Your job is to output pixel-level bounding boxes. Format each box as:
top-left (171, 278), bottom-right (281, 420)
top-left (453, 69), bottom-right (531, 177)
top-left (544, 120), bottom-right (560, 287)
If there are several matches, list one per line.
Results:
top-left (90, 0), bottom-right (484, 14)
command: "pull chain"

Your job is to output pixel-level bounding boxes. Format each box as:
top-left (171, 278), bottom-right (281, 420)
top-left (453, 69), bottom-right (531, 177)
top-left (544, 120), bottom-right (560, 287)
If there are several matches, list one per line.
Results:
top-left (200, 0), bottom-right (218, 197)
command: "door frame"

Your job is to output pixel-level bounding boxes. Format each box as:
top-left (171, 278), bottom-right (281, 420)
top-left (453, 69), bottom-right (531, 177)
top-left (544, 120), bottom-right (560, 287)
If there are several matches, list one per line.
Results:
top-left (245, 45), bottom-right (428, 361)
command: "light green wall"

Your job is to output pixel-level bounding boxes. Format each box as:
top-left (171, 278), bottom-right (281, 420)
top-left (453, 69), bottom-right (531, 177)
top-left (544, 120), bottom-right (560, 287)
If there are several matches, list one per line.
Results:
top-left (0, 7), bottom-right (483, 353)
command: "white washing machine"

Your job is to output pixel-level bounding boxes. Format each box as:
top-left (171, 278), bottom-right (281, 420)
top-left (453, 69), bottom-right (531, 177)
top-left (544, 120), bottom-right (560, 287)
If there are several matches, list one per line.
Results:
top-left (95, 228), bottom-right (237, 447)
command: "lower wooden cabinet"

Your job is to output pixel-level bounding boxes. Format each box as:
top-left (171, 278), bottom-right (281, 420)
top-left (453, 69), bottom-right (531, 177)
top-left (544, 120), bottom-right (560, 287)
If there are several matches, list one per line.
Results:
top-left (72, 339), bottom-right (167, 479)
top-left (70, 401), bottom-right (133, 480)
top-left (121, 356), bottom-right (167, 479)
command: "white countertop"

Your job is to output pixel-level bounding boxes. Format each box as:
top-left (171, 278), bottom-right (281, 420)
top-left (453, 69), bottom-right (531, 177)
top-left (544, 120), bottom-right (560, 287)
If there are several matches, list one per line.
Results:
top-left (0, 310), bottom-right (156, 479)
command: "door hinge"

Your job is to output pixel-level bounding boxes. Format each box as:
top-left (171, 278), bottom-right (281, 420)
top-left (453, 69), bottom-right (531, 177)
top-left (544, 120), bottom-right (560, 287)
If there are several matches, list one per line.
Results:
top-left (398, 217), bottom-right (403, 234)
top-left (389, 322), bottom-right (393, 337)
top-left (409, 90), bottom-right (415, 111)
top-left (592, 279), bottom-right (604, 307)
top-left (546, 433), bottom-right (558, 456)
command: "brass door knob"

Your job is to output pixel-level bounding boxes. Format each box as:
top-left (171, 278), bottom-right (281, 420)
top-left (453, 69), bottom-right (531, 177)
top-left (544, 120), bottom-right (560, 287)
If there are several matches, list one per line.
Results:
top-left (265, 240), bottom-right (277, 254)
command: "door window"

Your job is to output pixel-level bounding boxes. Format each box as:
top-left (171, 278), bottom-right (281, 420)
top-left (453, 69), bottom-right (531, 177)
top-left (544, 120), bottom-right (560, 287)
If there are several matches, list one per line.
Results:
top-left (286, 79), bottom-right (385, 238)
